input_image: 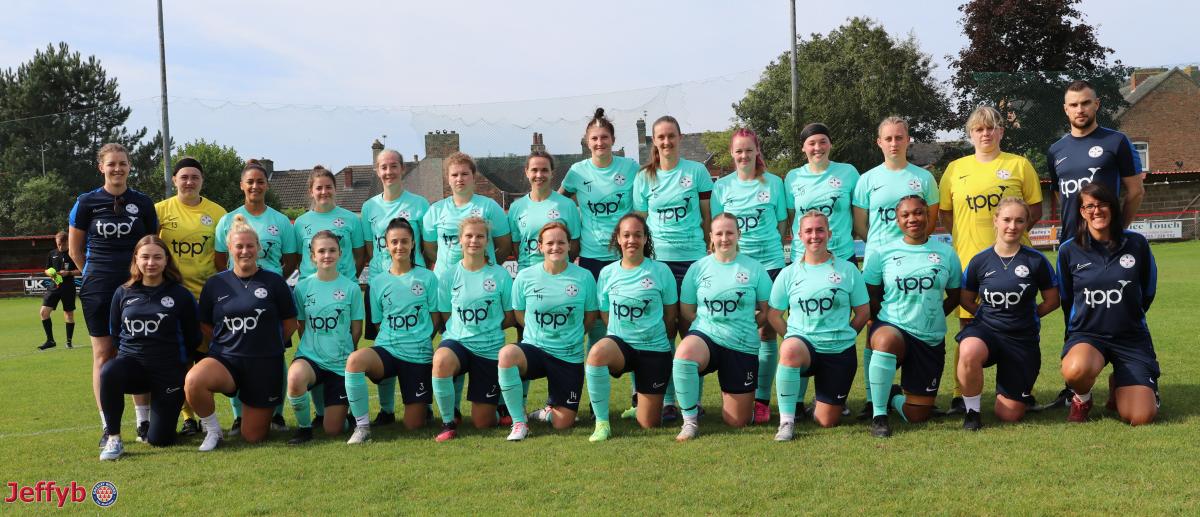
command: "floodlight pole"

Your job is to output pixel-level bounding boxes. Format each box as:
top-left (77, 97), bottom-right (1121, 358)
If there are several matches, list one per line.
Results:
top-left (157, 0), bottom-right (173, 197)
top-left (789, 0), bottom-right (798, 125)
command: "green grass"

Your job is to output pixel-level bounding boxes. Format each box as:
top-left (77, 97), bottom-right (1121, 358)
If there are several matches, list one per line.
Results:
top-left (2, 242), bottom-right (1199, 514)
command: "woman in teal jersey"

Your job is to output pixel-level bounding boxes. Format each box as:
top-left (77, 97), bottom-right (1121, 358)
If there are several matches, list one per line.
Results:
top-left (294, 166), bottom-right (366, 281)
top-left (285, 231), bottom-right (364, 444)
top-left (422, 152), bottom-right (512, 277)
top-left (862, 196), bottom-right (961, 438)
top-left (585, 214), bottom-right (679, 442)
top-left (431, 216), bottom-right (515, 442)
top-left (213, 160), bottom-right (300, 278)
top-left (671, 214), bottom-right (772, 441)
top-left (786, 123), bottom-right (860, 262)
top-left (360, 149), bottom-right (431, 424)
top-left (766, 211), bottom-right (869, 440)
top-left (560, 108), bottom-right (638, 281)
top-left (851, 116), bottom-right (940, 251)
top-left (345, 218), bottom-right (440, 442)
top-left (509, 151), bottom-right (581, 271)
top-left (497, 222), bottom-right (598, 441)
top-left (712, 128), bottom-right (788, 425)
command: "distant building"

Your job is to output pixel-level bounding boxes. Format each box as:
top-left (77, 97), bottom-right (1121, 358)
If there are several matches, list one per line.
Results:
top-left (1118, 66), bottom-right (1200, 174)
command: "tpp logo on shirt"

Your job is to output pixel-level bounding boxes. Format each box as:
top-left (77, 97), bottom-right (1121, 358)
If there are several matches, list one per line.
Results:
top-left (654, 200), bottom-right (691, 223)
top-left (94, 217), bottom-right (138, 239)
top-left (894, 270), bottom-right (942, 295)
top-left (1083, 280), bottom-right (1131, 309)
top-left (533, 306), bottom-right (575, 329)
top-left (586, 193), bottom-right (625, 217)
top-left (981, 284), bottom-right (1030, 309)
top-left (702, 291), bottom-right (746, 317)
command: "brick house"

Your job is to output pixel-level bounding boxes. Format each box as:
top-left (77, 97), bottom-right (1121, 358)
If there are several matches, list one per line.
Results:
top-left (267, 140), bottom-right (416, 213)
top-left (1118, 67), bottom-right (1200, 174)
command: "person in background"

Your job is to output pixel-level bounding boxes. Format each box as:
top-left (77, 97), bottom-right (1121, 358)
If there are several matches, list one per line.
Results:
top-left (38, 231), bottom-right (78, 350)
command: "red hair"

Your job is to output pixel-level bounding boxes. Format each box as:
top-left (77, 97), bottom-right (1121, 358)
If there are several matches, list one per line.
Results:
top-left (730, 128), bottom-right (767, 179)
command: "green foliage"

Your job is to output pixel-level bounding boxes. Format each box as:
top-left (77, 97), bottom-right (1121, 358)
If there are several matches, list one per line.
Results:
top-left (0, 42), bottom-right (152, 232)
top-left (280, 207), bottom-right (307, 220)
top-left (10, 172), bottom-right (72, 235)
top-left (733, 18), bottom-right (953, 173)
top-left (141, 138), bottom-right (281, 211)
top-left (949, 0), bottom-right (1131, 172)
top-left (699, 129), bottom-right (734, 171)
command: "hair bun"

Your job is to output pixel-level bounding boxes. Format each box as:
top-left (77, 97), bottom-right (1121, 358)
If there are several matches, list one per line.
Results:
top-left (594, 107), bottom-right (605, 119)
top-left (246, 158), bottom-right (261, 165)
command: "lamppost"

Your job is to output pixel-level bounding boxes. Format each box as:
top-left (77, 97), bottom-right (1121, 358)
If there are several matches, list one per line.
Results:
top-left (789, 0), bottom-right (798, 126)
top-left (157, 0), bottom-right (172, 197)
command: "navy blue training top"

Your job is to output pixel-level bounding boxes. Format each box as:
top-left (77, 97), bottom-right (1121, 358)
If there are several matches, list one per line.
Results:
top-left (199, 269), bottom-right (297, 358)
top-left (962, 245), bottom-right (1056, 337)
top-left (109, 281), bottom-right (199, 364)
top-left (68, 187), bottom-right (158, 276)
top-left (1047, 127), bottom-right (1137, 243)
top-left (1057, 231), bottom-right (1156, 340)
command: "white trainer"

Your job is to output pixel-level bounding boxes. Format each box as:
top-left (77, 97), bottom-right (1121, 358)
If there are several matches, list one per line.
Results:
top-left (199, 430), bottom-right (223, 452)
top-left (506, 422), bottom-right (529, 441)
top-left (99, 436), bottom-right (123, 461)
top-left (675, 420), bottom-right (699, 442)
top-left (346, 426), bottom-right (371, 445)
top-left (774, 421), bottom-right (795, 441)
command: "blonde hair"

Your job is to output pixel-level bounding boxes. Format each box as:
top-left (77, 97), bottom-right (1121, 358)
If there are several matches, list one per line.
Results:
top-left (877, 116), bottom-right (909, 137)
top-left (966, 106), bottom-right (1004, 132)
top-left (708, 213), bottom-right (740, 254)
top-left (226, 213), bottom-right (260, 250)
top-left (798, 209), bottom-right (830, 230)
top-left (995, 196), bottom-right (1031, 221)
top-left (97, 143), bottom-right (129, 163)
top-left (457, 215), bottom-right (490, 238)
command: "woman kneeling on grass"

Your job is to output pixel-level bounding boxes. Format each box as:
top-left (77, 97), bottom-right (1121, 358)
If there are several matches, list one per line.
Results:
top-left (671, 213), bottom-right (771, 441)
top-left (766, 211), bottom-right (869, 441)
top-left (431, 217), bottom-right (515, 441)
top-left (862, 196), bottom-right (961, 438)
top-left (185, 215), bottom-right (298, 451)
top-left (1058, 183), bottom-right (1159, 425)
top-left (98, 236), bottom-right (199, 460)
top-left (286, 231), bottom-right (364, 444)
top-left (345, 218), bottom-right (441, 443)
top-left (497, 222), bottom-right (599, 441)
top-left (956, 198), bottom-right (1058, 430)
top-left (585, 213), bottom-right (679, 442)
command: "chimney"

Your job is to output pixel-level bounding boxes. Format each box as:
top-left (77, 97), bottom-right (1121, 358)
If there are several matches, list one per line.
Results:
top-left (342, 167), bottom-right (354, 191)
top-left (1130, 68), bottom-right (1168, 91)
top-left (531, 132), bottom-right (546, 154)
top-left (257, 158), bottom-right (275, 175)
top-left (371, 139), bottom-right (384, 166)
top-left (424, 130), bottom-right (461, 158)
top-left (636, 116), bottom-right (649, 164)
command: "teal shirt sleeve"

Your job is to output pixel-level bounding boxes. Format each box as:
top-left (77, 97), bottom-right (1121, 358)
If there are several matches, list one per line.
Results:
top-left (658, 262), bottom-right (679, 305)
top-left (499, 270), bottom-right (514, 311)
top-left (421, 205), bottom-right (438, 243)
top-left (923, 170), bottom-right (940, 205)
top-left (583, 273), bottom-right (598, 311)
top-left (283, 217), bottom-right (300, 254)
top-left (754, 262), bottom-right (771, 302)
top-left (561, 167), bottom-right (580, 194)
top-left (293, 281), bottom-right (308, 322)
top-left (349, 214), bottom-right (365, 249)
top-left (597, 268), bottom-right (611, 311)
top-left (851, 173), bottom-right (870, 209)
top-left (368, 278), bottom-right (383, 325)
top-left (709, 180), bottom-right (726, 216)
top-left (862, 250), bottom-right (882, 285)
top-left (566, 201), bottom-right (582, 240)
top-left (769, 265), bottom-right (791, 311)
top-left (214, 214), bottom-right (230, 253)
top-left (771, 176), bottom-right (788, 221)
top-left (437, 270), bottom-right (451, 313)
top-left (947, 250), bottom-right (962, 288)
top-left (847, 266), bottom-right (868, 306)
top-left (782, 171), bottom-right (797, 211)
top-left (511, 273), bottom-right (527, 311)
top-left (695, 167), bottom-right (714, 193)
top-left (632, 173), bottom-right (649, 212)
top-left (679, 261), bottom-right (699, 305)
top-left (349, 282), bottom-right (365, 321)
top-left (487, 200), bottom-right (510, 238)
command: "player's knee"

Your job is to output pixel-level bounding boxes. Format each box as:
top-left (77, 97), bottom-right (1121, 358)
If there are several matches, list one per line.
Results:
top-left (1060, 360), bottom-right (1093, 383)
top-left (778, 343), bottom-right (808, 367)
top-left (959, 342), bottom-right (987, 365)
top-left (815, 414), bottom-right (840, 428)
top-left (1122, 406), bottom-right (1157, 427)
top-left (723, 412), bottom-right (750, 428)
top-left (497, 344), bottom-right (522, 367)
top-left (345, 351), bottom-right (369, 372)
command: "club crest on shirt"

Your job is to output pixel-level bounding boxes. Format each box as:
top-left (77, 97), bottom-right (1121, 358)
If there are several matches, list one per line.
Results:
top-left (547, 209), bottom-right (561, 220)
top-left (996, 169), bottom-right (1012, 180)
top-left (333, 218), bottom-right (346, 228)
top-left (254, 287), bottom-right (269, 299)
top-left (565, 284), bottom-right (579, 297)
top-left (756, 190), bottom-right (771, 203)
top-left (482, 278), bottom-right (497, 292)
top-left (640, 277), bottom-right (655, 290)
top-left (1014, 264), bottom-right (1030, 278)
top-left (125, 203), bottom-right (140, 215)
top-left (267, 225), bottom-right (280, 236)
top-left (160, 296), bottom-right (175, 308)
top-left (679, 176), bottom-right (694, 189)
top-left (735, 272), bottom-right (749, 284)
top-left (200, 215), bottom-right (214, 226)
top-left (1088, 145), bottom-right (1104, 158)
top-left (1119, 254), bottom-right (1136, 268)
top-left (908, 179), bottom-right (922, 192)
top-left (828, 177), bottom-right (843, 189)
top-left (928, 253), bottom-right (942, 264)
top-left (614, 174), bottom-right (627, 186)
top-left (332, 289), bottom-right (346, 301)
top-left (828, 271), bottom-right (843, 284)
top-left (411, 282), bottom-right (425, 296)
top-left (398, 210), bottom-right (411, 220)
top-left (470, 208), bottom-right (483, 217)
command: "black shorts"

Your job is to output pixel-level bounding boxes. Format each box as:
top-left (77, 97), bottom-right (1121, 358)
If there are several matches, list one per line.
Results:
top-left (292, 357), bottom-right (348, 406)
top-left (212, 354), bottom-right (285, 409)
top-left (105, 355), bottom-right (186, 399)
top-left (42, 282), bottom-right (77, 311)
top-left (789, 337), bottom-right (857, 406)
top-left (79, 274), bottom-right (125, 337)
top-left (578, 256), bottom-right (614, 281)
top-left (362, 283), bottom-right (378, 341)
top-left (1063, 333), bottom-right (1160, 392)
top-left (767, 268), bottom-right (782, 282)
top-left (438, 340), bottom-right (501, 405)
top-left (371, 347), bottom-right (433, 404)
top-left (956, 323), bottom-right (1040, 405)
top-left (688, 330), bottom-right (758, 395)
top-left (870, 321), bottom-right (946, 397)
top-left (661, 260), bottom-right (694, 297)
top-left (516, 343), bottom-right (584, 411)
top-left (609, 335), bottom-right (672, 395)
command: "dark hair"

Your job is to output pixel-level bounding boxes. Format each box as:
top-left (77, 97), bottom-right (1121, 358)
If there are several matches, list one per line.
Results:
top-left (798, 123), bottom-right (830, 145)
top-left (586, 107), bottom-right (615, 139)
top-left (385, 217), bottom-right (418, 266)
top-left (895, 194), bottom-right (928, 210)
top-left (1066, 80), bottom-right (1096, 95)
top-left (608, 213), bottom-right (654, 259)
top-left (1075, 182), bottom-right (1125, 251)
top-left (640, 115), bottom-right (682, 183)
top-left (125, 235), bottom-right (183, 288)
top-left (172, 157), bottom-right (204, 176)
top-left (526, 150), bottom-right (555, 174)
top-left (307, 166), bottom-right (337, 209)
top-left (241, 159), bottom-right (268, 180)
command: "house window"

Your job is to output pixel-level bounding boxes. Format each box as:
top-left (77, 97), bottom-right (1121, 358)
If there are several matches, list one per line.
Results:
top-left (1133, 142), bottom-right (1149, 172)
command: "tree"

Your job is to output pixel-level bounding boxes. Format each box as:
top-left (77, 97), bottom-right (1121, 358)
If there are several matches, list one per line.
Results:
top-left (11, 173), bottom-right (72, 235)
top-left (949, 0), bottom-right (1131, 170)
top-left (146, 139), bottom-right (281, 211)
top-left (732, 18), bottom-right (953, 173)
top-left (0, 42), bottom-right (152, 233)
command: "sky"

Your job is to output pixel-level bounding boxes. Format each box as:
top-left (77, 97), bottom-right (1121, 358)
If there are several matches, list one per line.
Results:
top-left (2, 0), bottom-right (1195, 171)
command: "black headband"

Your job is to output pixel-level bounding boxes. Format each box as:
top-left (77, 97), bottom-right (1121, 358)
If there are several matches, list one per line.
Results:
top-left (173, 157), bottom-right (203, 176)
top-left (798, 123), bottom-right (830, 143)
